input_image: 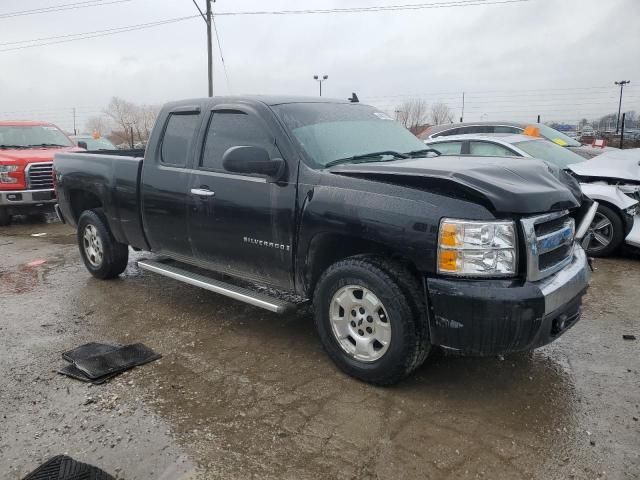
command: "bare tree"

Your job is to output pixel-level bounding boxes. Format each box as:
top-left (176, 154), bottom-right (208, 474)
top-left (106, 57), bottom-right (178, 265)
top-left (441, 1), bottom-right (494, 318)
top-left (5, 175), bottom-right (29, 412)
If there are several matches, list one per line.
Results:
top-left (103, 97), bottom-right (160, 147)
top-left (84, 115), bottom-right (112, 136)
top-left (429, 102), bottom-right (453, 125)
top-left (394, 98), bottom-right (429, 133)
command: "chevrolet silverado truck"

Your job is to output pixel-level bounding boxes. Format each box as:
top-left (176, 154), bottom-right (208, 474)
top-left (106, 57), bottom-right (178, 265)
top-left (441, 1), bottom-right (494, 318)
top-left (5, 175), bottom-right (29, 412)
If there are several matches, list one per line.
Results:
top-left (0, 121), bottom-right (79, 226)
top-left (53, 96), bottom-right (595, 385)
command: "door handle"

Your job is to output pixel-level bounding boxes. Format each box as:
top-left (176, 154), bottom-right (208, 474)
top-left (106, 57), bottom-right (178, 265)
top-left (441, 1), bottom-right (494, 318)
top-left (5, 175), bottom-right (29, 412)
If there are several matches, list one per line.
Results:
top-left (190, 188), bottom-right (215, 197)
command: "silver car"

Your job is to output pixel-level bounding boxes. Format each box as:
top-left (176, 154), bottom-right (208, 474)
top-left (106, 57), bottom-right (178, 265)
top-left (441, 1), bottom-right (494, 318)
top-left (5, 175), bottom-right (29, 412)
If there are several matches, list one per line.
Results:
top-left (419, 121), bottom-right (613, 159)
top-left (424, 133), bottom-right (640, 257)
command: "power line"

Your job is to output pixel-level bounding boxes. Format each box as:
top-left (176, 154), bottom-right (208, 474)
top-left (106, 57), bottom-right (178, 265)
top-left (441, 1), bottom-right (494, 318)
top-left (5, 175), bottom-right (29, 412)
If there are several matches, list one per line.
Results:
top-left (211, 15), bottom-right (232, 93)
top-left (0, 0), bottom-right (131, 20)
top-left (0, 15), bottom-right (201, 52)
top-left (212, 0), bottom-right (530, 16)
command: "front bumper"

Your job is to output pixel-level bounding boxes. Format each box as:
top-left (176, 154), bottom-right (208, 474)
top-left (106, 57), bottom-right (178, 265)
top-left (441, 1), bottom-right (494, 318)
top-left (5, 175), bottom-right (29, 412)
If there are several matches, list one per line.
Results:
top-left (0, 189), bottom-right (56, 216)
top-left (426, 245), bottom-right (590, 355)
top-left (0, 189), bottom-right (56, 206)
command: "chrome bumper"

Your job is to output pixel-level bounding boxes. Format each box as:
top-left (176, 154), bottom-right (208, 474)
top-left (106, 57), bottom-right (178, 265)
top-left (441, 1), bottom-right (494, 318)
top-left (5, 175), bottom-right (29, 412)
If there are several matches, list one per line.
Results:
top-left (0, 188), bottom-right (56, 206)
top-left (539, 245), bottom-right (591, 314)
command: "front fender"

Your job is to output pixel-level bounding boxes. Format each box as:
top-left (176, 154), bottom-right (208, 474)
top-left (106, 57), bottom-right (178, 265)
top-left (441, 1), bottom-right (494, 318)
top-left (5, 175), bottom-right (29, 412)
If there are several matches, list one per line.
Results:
top-left (580, 183), bottom-right (637, 210)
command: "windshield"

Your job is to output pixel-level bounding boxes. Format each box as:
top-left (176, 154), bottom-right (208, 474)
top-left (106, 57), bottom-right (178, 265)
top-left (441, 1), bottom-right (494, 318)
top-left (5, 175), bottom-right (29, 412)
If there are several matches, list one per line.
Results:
top-left (533, 123), bottom-right (582, 147)
top-left (76, 137), bottom-right (116, 150)
top-left (0, 125), bottom-right (72, 148)
top-left (513, 139), bottom-right (586, 168)
top-left (272, 103), bottom-right (425, 167)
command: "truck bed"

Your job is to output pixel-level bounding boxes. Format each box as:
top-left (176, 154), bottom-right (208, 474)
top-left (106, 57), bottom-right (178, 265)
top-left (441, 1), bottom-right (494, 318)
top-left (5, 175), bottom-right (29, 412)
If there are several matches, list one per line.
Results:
top-left (54, 151), bottom-right (148, 250)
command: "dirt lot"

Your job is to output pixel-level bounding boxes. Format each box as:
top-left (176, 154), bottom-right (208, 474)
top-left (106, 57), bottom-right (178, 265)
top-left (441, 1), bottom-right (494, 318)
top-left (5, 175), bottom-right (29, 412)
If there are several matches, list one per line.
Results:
top-left (1, 216), bottom-right (638, 479)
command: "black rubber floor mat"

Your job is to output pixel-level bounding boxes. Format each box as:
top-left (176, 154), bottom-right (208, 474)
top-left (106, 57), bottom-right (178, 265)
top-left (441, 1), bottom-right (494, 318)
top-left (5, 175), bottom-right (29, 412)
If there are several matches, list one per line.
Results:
top-left (57, 363), bottom-right (120, 385)
top-left (62, 342), bottom-right (120, 363)
top-left (22, 454), bottom-right (114, 480)
top-left (73, 343), bottom-right (161, 379)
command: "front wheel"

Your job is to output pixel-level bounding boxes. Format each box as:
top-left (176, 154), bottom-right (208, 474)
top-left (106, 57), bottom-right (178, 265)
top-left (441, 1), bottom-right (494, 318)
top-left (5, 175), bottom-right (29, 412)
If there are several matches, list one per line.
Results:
top-left (584, 204), bottom-right (625, 257)
top-left (77, 209), bottom-right (129, 279)
top-left (313, 257), bottom-right (429, 385)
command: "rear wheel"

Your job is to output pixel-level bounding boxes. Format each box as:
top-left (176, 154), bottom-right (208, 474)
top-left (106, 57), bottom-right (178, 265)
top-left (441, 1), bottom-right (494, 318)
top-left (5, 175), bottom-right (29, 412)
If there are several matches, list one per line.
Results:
top-left (77, 209), bottom-right (129, 279)
top-left (584, 205), bottom-right (624, 257)
top-left (0, 207), bottom-right (10, 226)
top-left (313, 256), bottom-right (430, 385)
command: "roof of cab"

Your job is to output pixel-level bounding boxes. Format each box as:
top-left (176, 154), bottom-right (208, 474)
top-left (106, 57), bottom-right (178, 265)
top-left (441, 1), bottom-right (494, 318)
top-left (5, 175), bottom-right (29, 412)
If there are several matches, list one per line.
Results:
top-left (162, 95), bottom-right (354, 109)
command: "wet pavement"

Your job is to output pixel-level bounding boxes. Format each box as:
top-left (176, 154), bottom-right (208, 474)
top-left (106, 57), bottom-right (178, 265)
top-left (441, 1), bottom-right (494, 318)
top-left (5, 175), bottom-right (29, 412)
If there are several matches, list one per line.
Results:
top-left (1, 217), bottom-right (638, 479)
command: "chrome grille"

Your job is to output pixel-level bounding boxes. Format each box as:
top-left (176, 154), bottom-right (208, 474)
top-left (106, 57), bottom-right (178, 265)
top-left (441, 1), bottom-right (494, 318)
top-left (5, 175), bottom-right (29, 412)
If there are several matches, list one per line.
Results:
top-left (27, 162), bottom-right (54, 190)
top-left (521, 210), bottom-right (575, 281)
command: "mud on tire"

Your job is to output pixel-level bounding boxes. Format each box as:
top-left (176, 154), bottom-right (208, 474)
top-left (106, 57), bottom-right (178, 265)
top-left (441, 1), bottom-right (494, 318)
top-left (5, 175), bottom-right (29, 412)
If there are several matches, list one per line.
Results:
top-left (313, 256), bottom-right (431, 385)
top-left (77, 209), bottom-right (129, 279)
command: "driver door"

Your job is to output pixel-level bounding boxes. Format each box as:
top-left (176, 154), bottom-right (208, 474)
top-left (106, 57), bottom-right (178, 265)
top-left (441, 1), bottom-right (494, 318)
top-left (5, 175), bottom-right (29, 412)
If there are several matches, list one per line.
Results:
top-left (186, 106), bottom-right (296, 289)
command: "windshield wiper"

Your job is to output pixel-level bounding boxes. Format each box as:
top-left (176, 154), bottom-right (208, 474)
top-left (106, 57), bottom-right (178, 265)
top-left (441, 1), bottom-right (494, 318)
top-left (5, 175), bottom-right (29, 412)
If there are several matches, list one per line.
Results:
top-left (404, 148), bottom-right (441, 157)
top-left (325, 150), bottom-right (409, 168)
top-left (25, 143), bottom-right (68, 148)
top-left (0, 144), bottom-right (30, 149)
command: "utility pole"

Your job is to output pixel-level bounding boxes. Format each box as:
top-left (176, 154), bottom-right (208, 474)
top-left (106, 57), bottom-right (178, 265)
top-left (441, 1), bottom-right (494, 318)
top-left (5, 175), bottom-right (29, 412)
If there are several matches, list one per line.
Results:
top-left (614, 80), bottom-right (630, 134)
top-left (192, 0), bottom-right (214, 97)
top-left (620, 112), bottom-right (626, 149)
top-left (206, 0), bottom-right (213, 97)
top-left (537, 114), bottom-right (541, 123)
top-left (460, 92), bottom-right (465, 123)
top-left (73, 107), bottom-right (77, 135)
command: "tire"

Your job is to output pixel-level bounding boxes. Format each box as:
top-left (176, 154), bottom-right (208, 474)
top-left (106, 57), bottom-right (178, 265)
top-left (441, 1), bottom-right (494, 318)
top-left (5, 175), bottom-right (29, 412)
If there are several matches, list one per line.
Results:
top-left (313, 256), bottom-right (429, 385)
top-left (358, 255), bottom-right (432, 368)
top-left (77, 209), bottom-right (129, 279)
top-left (0, 207), bottom-right (10, 226)
top-left (584, 204), bottom-right (625, 257)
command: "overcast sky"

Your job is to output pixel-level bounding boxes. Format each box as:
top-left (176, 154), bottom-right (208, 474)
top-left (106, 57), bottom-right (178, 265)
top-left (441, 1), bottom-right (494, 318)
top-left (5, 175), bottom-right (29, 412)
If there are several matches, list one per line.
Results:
top-left (0, 0), bottom-right (638, 131)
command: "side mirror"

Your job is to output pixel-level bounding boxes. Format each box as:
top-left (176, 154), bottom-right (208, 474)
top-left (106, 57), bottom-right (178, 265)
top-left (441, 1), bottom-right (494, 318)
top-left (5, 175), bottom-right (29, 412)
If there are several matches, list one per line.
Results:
top-left (77, 141), bottom-right (88, 150)
top-left (222, 146), bottom-right (284, 181)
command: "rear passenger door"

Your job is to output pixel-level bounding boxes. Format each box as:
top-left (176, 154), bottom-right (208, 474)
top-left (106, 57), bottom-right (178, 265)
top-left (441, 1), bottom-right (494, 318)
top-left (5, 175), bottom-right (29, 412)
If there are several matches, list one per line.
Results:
top-left (186, 105), bottom-right (296, 289)
top-left (141, 107), bottom-right (201, 257)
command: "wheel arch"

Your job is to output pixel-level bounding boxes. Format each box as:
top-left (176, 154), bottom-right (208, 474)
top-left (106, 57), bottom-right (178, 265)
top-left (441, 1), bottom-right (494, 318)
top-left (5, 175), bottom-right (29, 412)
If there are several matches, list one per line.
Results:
top-left (302, 232), bottom-right (421, 299)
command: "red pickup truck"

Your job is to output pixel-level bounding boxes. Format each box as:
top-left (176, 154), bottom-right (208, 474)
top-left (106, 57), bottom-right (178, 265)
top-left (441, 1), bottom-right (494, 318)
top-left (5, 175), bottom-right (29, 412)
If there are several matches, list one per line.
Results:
top-left (0, 121), bottom-right (79, 226)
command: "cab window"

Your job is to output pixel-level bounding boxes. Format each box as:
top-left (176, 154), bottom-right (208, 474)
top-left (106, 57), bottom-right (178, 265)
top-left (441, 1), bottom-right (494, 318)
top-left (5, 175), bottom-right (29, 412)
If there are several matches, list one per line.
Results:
top-left (200, 111), bottom-right (276, 172)
top-left (160, 113), bottom-right (200, 167)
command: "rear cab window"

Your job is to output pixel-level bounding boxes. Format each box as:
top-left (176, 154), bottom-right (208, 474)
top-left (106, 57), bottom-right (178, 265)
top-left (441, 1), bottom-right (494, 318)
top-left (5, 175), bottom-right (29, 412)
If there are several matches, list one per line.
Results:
top-left (160, 113), bottom-right (201, 167)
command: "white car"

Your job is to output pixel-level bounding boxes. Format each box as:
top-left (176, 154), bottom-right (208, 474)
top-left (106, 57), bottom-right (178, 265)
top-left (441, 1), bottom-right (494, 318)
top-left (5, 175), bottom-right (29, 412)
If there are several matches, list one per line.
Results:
top-left (424, 134), bottom-right (640, 257)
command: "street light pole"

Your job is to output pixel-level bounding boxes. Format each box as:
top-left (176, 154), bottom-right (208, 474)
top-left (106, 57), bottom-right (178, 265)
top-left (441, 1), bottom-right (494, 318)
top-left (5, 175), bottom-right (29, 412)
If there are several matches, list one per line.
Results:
top-left (615, 80), bottom-right (630, 134)
top-left (313, 74), bottom-right (328, 96)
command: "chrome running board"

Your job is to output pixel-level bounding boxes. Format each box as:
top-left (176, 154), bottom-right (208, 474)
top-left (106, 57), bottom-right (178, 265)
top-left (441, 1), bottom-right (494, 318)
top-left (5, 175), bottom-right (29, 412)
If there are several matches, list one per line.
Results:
top-left (137, 259), bottom-right (294, 314)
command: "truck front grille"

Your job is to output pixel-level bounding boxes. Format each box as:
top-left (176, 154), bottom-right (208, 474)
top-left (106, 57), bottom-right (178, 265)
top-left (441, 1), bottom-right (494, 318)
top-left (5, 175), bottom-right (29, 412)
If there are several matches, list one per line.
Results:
top-left (27, 162), bottom-right (54, 190)
top-left (521, 211), bottom-right (575, 281)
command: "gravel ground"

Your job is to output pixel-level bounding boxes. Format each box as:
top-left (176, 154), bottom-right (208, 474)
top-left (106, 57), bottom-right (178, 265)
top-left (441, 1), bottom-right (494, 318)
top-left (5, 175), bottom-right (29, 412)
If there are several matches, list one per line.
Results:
top-left (0, 217), bottom-right (638, 479)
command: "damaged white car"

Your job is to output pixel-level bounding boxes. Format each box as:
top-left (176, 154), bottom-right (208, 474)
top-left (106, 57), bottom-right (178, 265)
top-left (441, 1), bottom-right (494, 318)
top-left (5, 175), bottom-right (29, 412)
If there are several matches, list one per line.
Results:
top-left (423, 134), bottom-right (640, 257)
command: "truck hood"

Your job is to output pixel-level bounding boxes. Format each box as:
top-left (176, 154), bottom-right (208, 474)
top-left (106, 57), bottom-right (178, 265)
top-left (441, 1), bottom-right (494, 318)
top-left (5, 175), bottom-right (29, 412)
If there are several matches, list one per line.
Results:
top-left (0, 146), bottom-right (77, 165)
top-left (569, 148), bottom-right (640, 183)
top-left (329, 155), bottom-right (580, 214)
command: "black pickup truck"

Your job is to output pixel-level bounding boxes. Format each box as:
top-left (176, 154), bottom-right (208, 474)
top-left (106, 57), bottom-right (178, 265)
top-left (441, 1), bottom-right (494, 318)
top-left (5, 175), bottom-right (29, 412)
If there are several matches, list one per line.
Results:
top-left (54, 96), bottom-right (594, 385)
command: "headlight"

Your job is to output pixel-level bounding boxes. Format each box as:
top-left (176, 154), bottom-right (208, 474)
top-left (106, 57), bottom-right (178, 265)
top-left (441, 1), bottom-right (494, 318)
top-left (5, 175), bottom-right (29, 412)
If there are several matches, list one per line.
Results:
top-left (438, 218), bottom-right (517, 277)
top-left (0, 165), bottom-right (19, 183)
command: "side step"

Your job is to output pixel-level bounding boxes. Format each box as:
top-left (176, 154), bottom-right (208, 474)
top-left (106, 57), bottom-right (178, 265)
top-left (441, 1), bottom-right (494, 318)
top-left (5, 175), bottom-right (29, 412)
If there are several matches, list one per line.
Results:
top-left (137, 259), bottom-right (295, 314)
